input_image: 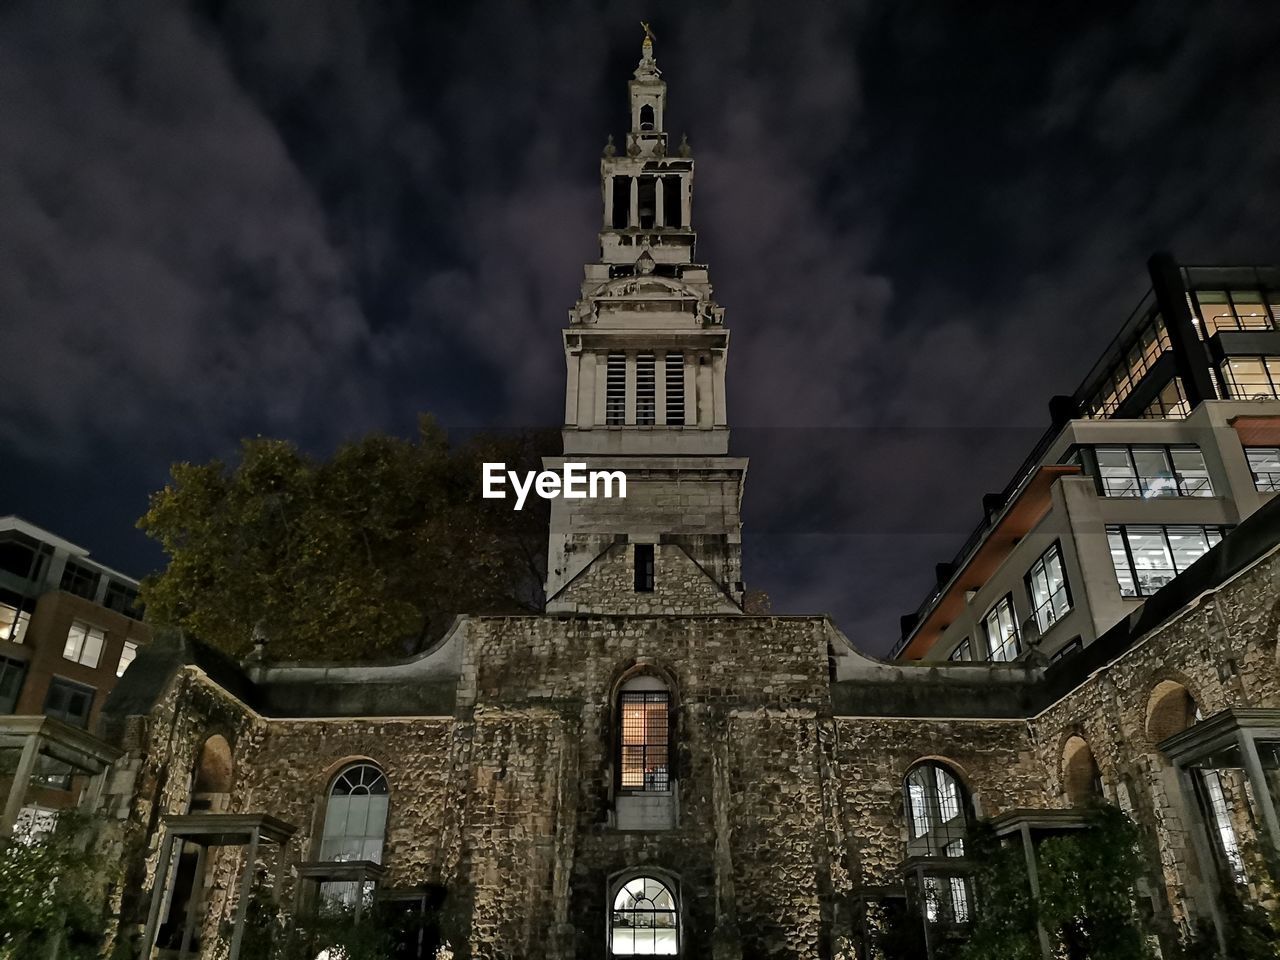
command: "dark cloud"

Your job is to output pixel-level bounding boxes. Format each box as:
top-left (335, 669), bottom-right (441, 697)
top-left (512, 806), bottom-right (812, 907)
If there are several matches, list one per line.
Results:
top-left (2, 0), bottom-right (1279, 654)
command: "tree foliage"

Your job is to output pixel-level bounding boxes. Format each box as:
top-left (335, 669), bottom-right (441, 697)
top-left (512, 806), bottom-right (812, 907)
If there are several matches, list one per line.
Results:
top-left (960, 806), bottom-right (1154, 960)
top-left (139, 416), bottom-right (556, 660)
top-left (0, 812), bottom-right (106, 960)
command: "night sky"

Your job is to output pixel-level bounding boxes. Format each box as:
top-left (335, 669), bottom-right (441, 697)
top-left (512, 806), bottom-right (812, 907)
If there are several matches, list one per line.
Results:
top-left (3, 2), bottom-right (1279, 656)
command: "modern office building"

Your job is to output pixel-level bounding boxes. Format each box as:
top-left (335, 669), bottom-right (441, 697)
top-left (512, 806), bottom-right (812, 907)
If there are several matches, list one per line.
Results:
top-left (894, 258), bottom-right (1280, 663)
top-left (0, 516), bottom-right (149, 813)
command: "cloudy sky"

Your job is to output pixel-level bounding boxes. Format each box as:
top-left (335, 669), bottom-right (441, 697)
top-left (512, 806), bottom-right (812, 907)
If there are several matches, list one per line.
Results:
top-left (2, 1), bottom-right (1279, 655)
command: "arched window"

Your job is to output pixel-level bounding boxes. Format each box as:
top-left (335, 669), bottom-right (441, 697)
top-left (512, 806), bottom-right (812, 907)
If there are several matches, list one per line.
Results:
top-left (639, 104), bottom-right (655, 131)
top-left (904, 762), bottom-right (972, 929)
top-left (618, 676), bottom-right (671, 793)
top-left (611, 875), bottom-right (678, 956)
top-left (905, 762), bottom-right (968, 858)
top-left (320, 763), bottom-right (389, 863)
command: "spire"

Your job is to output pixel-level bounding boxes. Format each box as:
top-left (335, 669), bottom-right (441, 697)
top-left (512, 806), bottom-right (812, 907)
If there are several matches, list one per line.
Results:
top-left (627, 22), bottom-right (667, 156)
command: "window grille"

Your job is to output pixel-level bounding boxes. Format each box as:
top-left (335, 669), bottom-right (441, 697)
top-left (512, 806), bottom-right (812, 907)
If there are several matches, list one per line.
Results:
top-left (606, 353), bottom-right (626, 425)
top-left (636, 354), bottom-right (656, 425)
top-left (664, 353), bottom-right (685, 425)
top-left (320, 763), bottom-right (389, 864)
top-left (611, 876), bottom-right (678, 955)
top-left (1246, 447), bottom-right (1280, 492)
top-left (905, 762), bottom-right (969, 858)
top-left (1196, 769), bottom-right (1247, 883)
top-left (619, 691), bottom-right (670, 792)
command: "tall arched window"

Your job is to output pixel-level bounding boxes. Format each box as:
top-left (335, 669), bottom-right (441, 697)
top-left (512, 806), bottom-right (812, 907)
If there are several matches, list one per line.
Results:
top-left (618, 677), bottom-right (671, 793)
top-left (611, 875), bottom-right (678, 955)
top-left (1062, 735), bottom-right (1104, 806)
top-left (905, 762), bottom-right (968, 858)
top-left (320, 763), bottom-right (389, 863)
top-left (904, 762), bottom-right (972, 929)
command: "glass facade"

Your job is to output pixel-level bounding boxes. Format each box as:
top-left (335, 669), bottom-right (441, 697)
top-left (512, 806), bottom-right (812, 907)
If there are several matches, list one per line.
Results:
top-left (1107, 525), bottom-right (1226, 597)
top-left (982, 596), bottom-right (1020, 662)
top-left (1192, 288), bottom-right (1276, 336)
top-left (1220, 356), bottom-right (1280, 400)
top-left (1081, 310), bottom-right (1171, 419)
top-left (1026, 543), bottom-right (1071, 634)
top-left (1094, 445), bottom-right (1212, 498)
top-left (1246, 447), bottom-right (1280, 492)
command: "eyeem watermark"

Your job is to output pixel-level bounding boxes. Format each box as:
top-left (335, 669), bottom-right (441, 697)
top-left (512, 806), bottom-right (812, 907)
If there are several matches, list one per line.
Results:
top-left (482, 462), bottom-right (627, 511)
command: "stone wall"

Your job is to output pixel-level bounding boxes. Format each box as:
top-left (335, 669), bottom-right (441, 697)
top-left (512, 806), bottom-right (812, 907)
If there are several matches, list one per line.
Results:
top-left (101, 546), bottom-right (1280, 959)
top-left (547, 541), bottom-right (741, 615)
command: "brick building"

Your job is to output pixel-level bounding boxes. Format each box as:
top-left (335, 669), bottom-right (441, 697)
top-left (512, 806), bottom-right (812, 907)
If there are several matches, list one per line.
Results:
top-left (61, 33), bottom-right (1280, 960)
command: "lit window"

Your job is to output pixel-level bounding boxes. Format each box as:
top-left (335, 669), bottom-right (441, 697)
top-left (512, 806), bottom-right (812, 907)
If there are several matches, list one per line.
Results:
top-left (921, 874), bottom-right (973, 926)
top-left (1094, 445), bottom-right (1212, 498)
top-left (117, 641), bottom-right (138, 678)
top-left (318, 763), bottom-right (389, 910)
top-left (905, 762), bottom-right (968, 858)
top-left (0, 655), bottom-right (26, 713)
top-left (611, 876), bottom-right (678, 955)
top-left (606, 353), bottom-right (627, 425)
top-left (1246, 447), bottom-right (1280, 492)
top-left (947, 638), bottom-right (972, 662)
top-left (664, 353), bottom-right (685, 426)
top-left (636, 354), bottom-right (656, 425)
top-left (619, 689), bottom-right (670, 792)
top-left (43, 677), bottom-right (94, 728)
top-left (1196, 769), bottom-right (1246, 884)
top-left (1221, 356), bottom-right (1280, 400)
top-left (1140, 377), bottom-right (1191, 419)
top-left (982, 596), bottom-right (1020, 662)
top-left (1026, 543), bottom-right (1071, 634)
top-left (63, 621), bottom-right (104, 668)
top-left (0, 603), bottom-right (30, 644)
top-left (1107, 525), bottom-right (1226, 597)
top-left (1193, 289), bottom-right (1275, 335)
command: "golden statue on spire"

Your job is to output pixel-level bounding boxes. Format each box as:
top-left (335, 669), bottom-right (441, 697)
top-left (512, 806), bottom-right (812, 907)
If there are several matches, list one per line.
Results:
top-left (641, 21), bottom-right (656, 46)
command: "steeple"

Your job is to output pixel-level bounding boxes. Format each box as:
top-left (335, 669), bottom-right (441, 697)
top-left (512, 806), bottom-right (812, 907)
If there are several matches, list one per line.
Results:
top-left (542, 33), bottom-right (747, 615)
top-left (629, 24), bottom-right (667, 159)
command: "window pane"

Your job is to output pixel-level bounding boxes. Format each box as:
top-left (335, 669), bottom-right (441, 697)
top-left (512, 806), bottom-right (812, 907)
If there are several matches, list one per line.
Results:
top-left (1196, 290), bottom-right (1232, 335)
top-left (1247, 447), bottom-right (1280, 492)
top-left (80, 628), bottom-right (103, 668)
top-left (1132, 447), bottom-right (1177, 498)
top-left (1224, 358), bottom-right (1273, 399)
top-left (1097, 448), bottom-right (1138, 497)
top-left (1167, 526), bottom-right (1213, 573)
top-left (1170, 448), bottom-right (1213, 496)
top-left (0, 656), bottom-right (26, 713)
top-left (1125, 527), bottom-right (1174, 594)
top-left (63, 622), bottom-right (85, 662)
top-left (117, 641), bottom-right (138, 677)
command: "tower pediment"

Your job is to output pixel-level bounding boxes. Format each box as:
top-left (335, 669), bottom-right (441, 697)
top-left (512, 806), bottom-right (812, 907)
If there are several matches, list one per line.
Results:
top-left (573, 275), bottom-right (724, 328)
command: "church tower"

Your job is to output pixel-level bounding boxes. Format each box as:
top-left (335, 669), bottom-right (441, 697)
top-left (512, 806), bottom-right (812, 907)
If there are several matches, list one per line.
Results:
top-left (545, 30), bottom-right (747, 614)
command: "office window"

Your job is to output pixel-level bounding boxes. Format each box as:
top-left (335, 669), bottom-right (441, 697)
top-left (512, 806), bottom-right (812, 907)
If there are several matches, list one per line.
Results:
top-left (619, 689), bottom-right (670, 792)
top-left (1026, 543), bottom-right (1071, 634)
top-left (63, 621), bottom-right (105, 668)
top-left (117, 640), bottom-right (139, 678)
top-left (1107, 525), bottom-right (1226, 597)
top-left (1094, 445), bottom-right (1212, 498)
top-left (43, 678), bottom-right (95, 728)
top-left (664, 353), bottom-right (685, 425)
top-left (982, 595), bottom-right (1020, 662)
top-left (0, 602), bottom-right (30, 644)
top-left (1141, 377), bottom-right (1191, 420)
top-left (1246, 447), bottom-right (1280, 492)
top-left (1193, 289), bottom-right (1275, 336)
top-left (634, 544), bottom-right (655, 593)
top-left (947, 638), bottom-right (972, 662)
top-left (0, 655), bottom-right (26, 713)
top-left (606, 353), bottom-right (627, 425)
top-left (60, 560), bottom-right (100, 600)
top-left (636, 353), bottom-right (656, 425)
top-left (1221, 356), bottom-right (1280, 400)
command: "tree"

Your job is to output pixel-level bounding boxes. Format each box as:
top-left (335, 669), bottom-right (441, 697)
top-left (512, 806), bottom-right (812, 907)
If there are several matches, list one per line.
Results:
top-left (139, 416), bottom-right (556, 661)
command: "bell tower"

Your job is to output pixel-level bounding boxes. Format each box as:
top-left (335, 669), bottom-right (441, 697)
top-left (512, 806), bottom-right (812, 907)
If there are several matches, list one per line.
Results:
top-left (545, 29), bottom-right (747, 615)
